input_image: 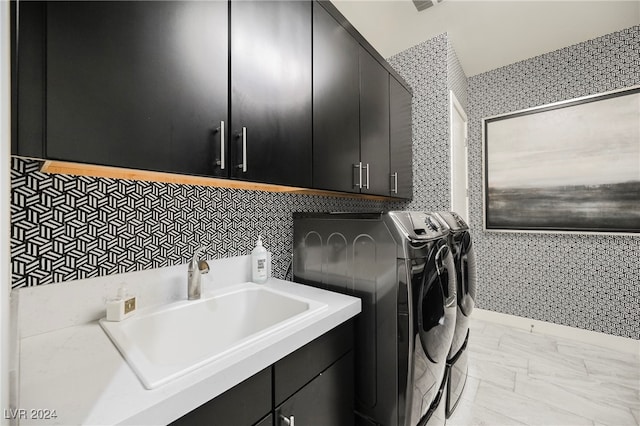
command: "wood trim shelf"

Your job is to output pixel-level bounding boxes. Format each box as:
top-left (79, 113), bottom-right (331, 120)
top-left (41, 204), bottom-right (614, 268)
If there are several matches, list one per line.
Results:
top-left (39, 160), bottom-right (398, 202)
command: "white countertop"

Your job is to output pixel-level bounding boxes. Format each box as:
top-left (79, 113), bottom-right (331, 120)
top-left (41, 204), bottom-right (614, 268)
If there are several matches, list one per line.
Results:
top-left (17, 278), bottom-right (360, 425)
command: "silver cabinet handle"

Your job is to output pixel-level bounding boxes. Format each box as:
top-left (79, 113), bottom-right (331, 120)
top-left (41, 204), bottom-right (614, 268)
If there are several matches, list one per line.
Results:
top-left (364, 163), bottom-right (370, 189)
top-left (353, 162), bottom-right (363, 189)
top-left (280, 414), bottom-right (295, 426)
top-left (391, 172), bottom-right (398, 194)
top-left (237, 127), bottom-right (247, 172)
top-left (215, 121), bottom-right (225, 170)
top-left (219, 121), bottom-right (225, 170)
top-left (242, 127), bottom-right (247, 172)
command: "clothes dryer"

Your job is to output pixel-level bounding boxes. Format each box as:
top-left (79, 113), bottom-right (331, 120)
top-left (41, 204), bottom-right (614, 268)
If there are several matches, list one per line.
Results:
top-left (293, 211), bottom-right (457, 426)
top-left (433, 211), bottom-right (477, 418)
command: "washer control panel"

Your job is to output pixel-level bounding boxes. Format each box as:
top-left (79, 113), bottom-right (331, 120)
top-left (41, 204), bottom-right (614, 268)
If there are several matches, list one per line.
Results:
top-left (388, 211), bottom-right (448, 241)
top-left (434, 211), bottom-right (469, 232)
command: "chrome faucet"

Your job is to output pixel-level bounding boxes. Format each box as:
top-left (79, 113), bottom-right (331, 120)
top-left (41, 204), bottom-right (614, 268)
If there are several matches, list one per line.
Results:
top-left (188, 246), bottom-right (210, 300)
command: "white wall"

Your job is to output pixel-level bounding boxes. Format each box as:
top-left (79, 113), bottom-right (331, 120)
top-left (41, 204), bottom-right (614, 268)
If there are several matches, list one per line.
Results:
top-left (1, 0), bottom-right (11, 421)
top-left (331, 0), bottom-right (640, 76)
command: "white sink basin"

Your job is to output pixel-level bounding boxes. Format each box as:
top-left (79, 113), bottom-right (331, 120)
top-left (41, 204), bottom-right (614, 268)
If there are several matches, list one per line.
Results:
top-left (100, 282), bottom-right (327, 389)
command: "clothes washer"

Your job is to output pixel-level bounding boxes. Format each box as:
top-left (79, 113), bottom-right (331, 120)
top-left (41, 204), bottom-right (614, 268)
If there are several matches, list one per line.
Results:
top-left (433, 211), bottom-right (477, 418)
top-left (293, 211), bottom-right (457, 426)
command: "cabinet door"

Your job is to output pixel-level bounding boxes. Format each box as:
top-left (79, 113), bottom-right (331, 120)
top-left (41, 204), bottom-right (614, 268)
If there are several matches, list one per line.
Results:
top-left (170, 367), bottom-right (272, 426)
top-left (231, 1), bottom-right (312, 187)
top-left (276, 351), bottom-right (354, 426)
top-left (359, 47), bottom-right (390, 196)
top-left (12, 1), bottom-right (46, 158)
top-left (312, 2), bottom-right (360, 193)
top-left (274, 320), bottom-right (354, 406)
top-left (389, 77), bottom-right (413, 199)
top-left (46, 1), bottom-right (228, 177)
top-left (254, 414), bottom-right (273, 426)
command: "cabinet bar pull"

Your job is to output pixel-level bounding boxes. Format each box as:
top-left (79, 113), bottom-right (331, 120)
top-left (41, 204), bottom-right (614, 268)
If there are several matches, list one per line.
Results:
top-left (280, 414), bottom-right (295, 426)
top-left (237, 127), bottom-right (247, 172)
top-left (391, 172), bottom-right (398, 194)
top-left (242, 127), bottom-right (247, 173)
top-left (220, 121), bottom-right (225, 170)
top-left (364, 163), bottom-right (370, 189)
top-left (353, 162), bottom-right (363, 189)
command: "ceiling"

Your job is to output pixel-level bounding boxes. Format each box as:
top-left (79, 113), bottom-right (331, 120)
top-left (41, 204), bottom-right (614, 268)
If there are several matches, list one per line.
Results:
top-left (330, 0), bottom-right (640, 77)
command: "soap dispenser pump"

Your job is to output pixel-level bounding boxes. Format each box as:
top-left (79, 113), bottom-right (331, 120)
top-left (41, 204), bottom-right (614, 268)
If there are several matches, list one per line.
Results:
top-left (251, 235), bottom-right (269, 284)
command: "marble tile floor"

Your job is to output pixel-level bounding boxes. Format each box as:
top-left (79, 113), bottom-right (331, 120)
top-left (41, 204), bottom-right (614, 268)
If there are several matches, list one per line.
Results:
top-left (447, 318), bottom-right (640, 426)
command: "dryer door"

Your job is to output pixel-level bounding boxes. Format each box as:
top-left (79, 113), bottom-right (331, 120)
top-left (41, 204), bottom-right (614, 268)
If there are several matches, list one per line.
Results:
top-left (458, 231), bottom-right (476, 317)
top-left (417, 240), bottom-right (457, 364)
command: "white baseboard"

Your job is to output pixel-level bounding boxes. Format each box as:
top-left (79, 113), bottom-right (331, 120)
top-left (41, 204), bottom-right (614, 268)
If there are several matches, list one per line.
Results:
top-left (472, 309), bottom-right (640, 356)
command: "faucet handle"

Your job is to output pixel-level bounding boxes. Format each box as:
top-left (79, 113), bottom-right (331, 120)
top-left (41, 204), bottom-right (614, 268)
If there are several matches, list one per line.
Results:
top-left (198, 260), bottom-right (210, 274)
top-left (189, 244), bottom-right (210, 270)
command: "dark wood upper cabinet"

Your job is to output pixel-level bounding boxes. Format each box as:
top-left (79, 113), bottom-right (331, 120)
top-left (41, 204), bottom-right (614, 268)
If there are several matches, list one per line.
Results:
top-left (12, 0), bottom-right (412, 199)
top-left (359, 47), bottom-right (390, 196)
top-left (389, 76), bottom-right (413, 199)
top-left (231, 0), bottom-right (312, 187)
top-left (44, 1), bottom-right (229, 176)
top-left (312, 2), bottom-right (360, 193)
top-left (12, 1), bottom-right (46, 158)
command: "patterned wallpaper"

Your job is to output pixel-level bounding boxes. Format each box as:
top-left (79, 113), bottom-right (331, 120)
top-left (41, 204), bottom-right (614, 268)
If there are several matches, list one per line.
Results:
top-left (387, 33), bottom-right (452, 212)
top-left (388, 29), bottom-right (640, 339)
top-left (466, 26), bottom-right (640, 339)
top-left (447, 43), bottom-right (468, 111)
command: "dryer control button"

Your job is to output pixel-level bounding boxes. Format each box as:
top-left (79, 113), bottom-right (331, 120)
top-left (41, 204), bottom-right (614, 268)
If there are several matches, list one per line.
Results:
top-left (426, 217), bottom-right (439, 231)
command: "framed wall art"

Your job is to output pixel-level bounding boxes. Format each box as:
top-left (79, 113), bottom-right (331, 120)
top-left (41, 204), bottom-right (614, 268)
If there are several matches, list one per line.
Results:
top-left (483, 86), bottom-right (640, 234)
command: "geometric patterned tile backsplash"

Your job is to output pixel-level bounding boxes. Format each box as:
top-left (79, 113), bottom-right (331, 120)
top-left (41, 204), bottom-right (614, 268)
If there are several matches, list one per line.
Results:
top-left (11, 157), bottom-right (396, 288)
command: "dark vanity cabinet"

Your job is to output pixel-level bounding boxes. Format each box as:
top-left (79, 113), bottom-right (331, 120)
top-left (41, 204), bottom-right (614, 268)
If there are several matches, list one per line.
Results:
top-left (389, 77), bottom-right (413, 199)
top-left (276, 353), bottom-right (354, 425)
top-left (312, 2), bottom-right (360, 194)
top-left (170, 367), bottom-right (272, 426)
top-left (274, 321), bottom-right (355, 425)
top-left (230, 1), bottom-right (312, 187)
top-left (31, 1), bottom-right (229, 176)
top-left (170, 321), bottom-right (355, 426)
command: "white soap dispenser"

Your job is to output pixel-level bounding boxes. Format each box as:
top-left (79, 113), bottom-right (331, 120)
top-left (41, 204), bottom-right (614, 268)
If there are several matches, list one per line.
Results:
top-left (251, 235), bottom-right (269, 284)
top-left (106, 285), bottom-right (137, 321)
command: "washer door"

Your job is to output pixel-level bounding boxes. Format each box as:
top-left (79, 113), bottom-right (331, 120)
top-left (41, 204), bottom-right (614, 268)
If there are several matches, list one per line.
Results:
top-left (458, 231), bottom-right (476, 317)
top-left (417, 239), bottom-right (457, 364)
